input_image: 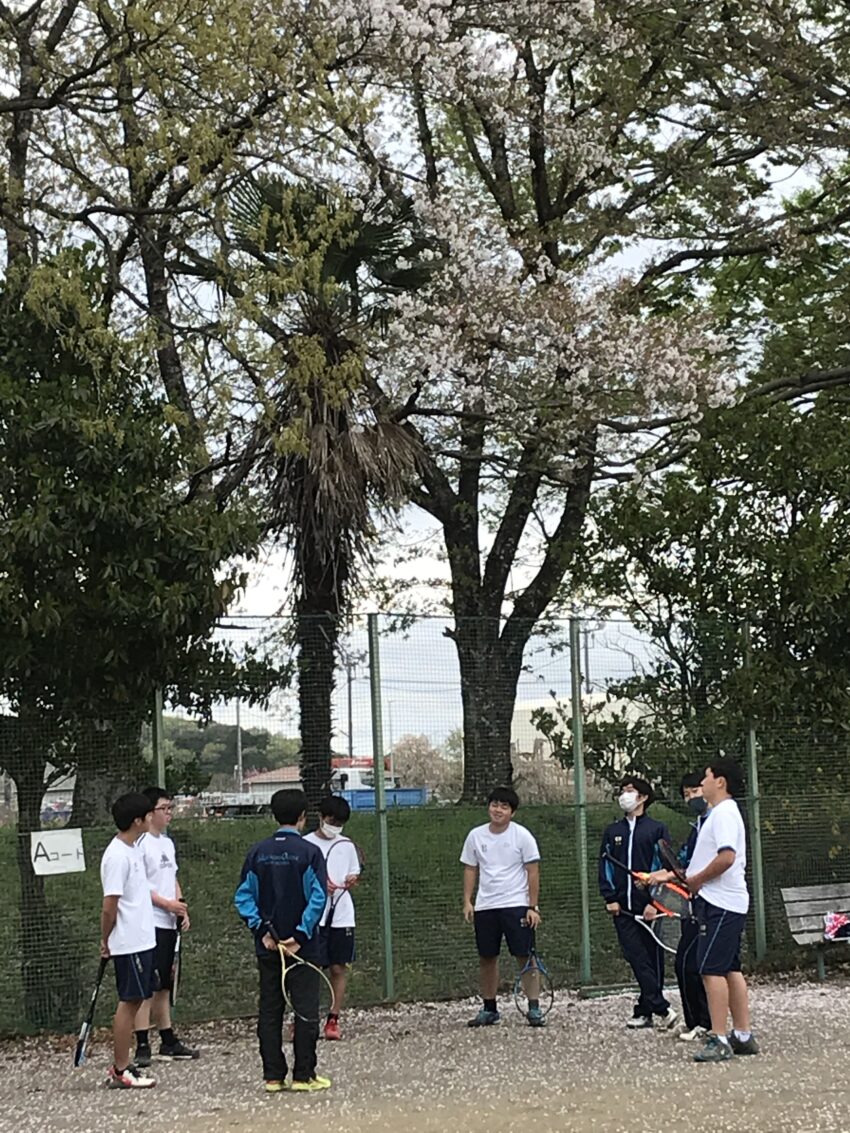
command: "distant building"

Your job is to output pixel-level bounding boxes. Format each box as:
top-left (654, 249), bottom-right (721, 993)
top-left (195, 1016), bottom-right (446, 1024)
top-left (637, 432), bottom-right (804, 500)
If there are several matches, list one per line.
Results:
top-left (242, 765), bottom-right (302, 803)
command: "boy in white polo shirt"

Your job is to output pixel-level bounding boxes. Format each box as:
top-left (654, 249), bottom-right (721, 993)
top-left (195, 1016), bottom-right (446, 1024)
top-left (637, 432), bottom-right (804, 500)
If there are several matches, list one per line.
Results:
top-left (100, 792), bottom-right (157, 1089)
top-left (460, 787), bottom-right (543, 1027)
top-left (304, 795), bottom-right (361, 1041)
top-left (686, 759), bottom-right (759, 1063)
top-left (133, 786), bottom-right (199, 1066)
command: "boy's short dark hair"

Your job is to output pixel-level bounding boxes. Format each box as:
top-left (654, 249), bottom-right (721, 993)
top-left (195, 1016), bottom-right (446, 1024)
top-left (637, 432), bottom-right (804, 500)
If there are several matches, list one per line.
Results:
top-left (318, 795), bottom-right (351, 824)
top-left (142, 785), bottom-right (171, 809)
top-left (488, 786), bottom-right (519, 812)
top-left (679, 771), bottom-right (703, 796)
top-left (271, 789), bottom-right (308, 826)
top-left (706, 759), bottom-right (745, 799)
top-left (620, 775), bottom-right (655, 807)
top-left (112, 792), bottom-right (153, 832)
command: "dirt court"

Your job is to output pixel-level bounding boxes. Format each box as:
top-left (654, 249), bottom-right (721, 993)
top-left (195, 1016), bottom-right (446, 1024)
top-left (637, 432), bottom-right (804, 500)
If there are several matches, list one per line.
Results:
top-left (2, 979), bottom-right (849, 1133)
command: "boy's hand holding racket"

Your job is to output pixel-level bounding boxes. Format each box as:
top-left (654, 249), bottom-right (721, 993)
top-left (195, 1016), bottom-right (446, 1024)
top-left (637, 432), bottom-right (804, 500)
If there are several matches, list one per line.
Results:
top-left (644, 869), bottom-right (676, 886)
top-left (525, 908), bottom-right (542, 928)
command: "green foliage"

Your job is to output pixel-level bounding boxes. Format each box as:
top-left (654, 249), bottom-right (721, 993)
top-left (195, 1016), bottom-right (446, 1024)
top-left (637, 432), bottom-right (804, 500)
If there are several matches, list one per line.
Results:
top-left (0, 296), bottom-right (258, 717)
top-left (144, 715), bottom-right (300, 783)
top-left (574, 394), bottom-right (850, 794)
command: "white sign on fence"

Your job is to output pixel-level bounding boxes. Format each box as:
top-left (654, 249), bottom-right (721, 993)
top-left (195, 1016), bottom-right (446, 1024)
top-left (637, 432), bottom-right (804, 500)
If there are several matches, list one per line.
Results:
top-left (30, 828), bottom-right (86, 876)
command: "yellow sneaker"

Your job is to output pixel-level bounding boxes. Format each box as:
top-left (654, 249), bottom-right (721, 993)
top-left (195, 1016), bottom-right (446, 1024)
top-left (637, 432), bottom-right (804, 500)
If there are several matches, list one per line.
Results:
top-left (290, 1075), bottom-right (332, 1092)
top-left (264, 1080), bottom-right (289, 1093)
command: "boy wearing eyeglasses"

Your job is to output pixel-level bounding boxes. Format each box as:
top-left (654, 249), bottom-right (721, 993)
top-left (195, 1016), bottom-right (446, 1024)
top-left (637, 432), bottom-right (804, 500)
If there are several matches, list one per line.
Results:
top-left (133, 786), bottom-right (199, 1066)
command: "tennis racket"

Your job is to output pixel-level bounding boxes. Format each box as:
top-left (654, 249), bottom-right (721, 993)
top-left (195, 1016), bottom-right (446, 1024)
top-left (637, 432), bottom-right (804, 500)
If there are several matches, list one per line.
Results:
top-left (619, 907), bottom-right (682, 954)
top-left (73, 957), bottom-right (108, 1067)
top-left (658, 839), bottom-right (690, 887)
top-left (325, 837), bottom-right (364, 931)
top-left (268, 927), bottom-right (336, 1025)
top-left (170, 916), bottom-right (183, 1006)
top-left (602, 851), bottom-right (691, 917)
top-left (513, 926), bottom-right (555, 1023)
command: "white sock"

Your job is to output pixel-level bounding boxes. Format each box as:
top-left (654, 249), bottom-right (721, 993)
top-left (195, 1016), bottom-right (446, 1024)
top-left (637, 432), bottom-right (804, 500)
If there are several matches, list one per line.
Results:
top-left (733, 1029), bottom-right (752, 1042)
top-left (716, 1033), bottom-right (731, 1045)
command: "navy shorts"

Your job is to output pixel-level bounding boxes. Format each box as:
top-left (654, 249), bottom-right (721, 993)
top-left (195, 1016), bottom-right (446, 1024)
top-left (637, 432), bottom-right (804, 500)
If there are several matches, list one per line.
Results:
top-left (113, 947), bottom-right (158, 1002)
top-left (154, 927), bottom-right (178, 990)
top-left (695, 897), bottom-right (746, 975)
top-left (473, 907), bottom-right (533, 958)
top-left (318, 926), bottom-right (356, 967)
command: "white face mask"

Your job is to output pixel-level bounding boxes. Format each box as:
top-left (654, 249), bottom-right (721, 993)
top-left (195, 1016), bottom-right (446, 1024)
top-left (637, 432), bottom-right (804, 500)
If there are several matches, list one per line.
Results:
top-left (618, 791), bottom-right (640, 813)
top-left (321, 822), bottom-right (343, 839)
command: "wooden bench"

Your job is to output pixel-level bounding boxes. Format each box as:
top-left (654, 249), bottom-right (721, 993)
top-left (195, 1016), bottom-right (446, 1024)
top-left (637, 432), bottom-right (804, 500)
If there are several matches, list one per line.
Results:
top-left (780, 882), bottom-right (850, 980)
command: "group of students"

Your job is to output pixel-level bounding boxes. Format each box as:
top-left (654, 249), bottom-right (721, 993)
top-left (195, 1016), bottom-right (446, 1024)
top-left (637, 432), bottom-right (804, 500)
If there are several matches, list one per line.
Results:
top-left (99, 787), bottom-right (198, 1089)
top-left (99, 759), bottom-right (757, 1095)
top-left (100, 787), bottom-right (360, 1092)
top-left (463, 759), bottom-right (758, 1063)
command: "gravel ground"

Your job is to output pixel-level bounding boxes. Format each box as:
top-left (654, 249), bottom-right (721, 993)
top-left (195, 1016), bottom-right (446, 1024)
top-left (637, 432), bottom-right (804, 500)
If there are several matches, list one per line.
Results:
top-left (2, 978), bottom-right (849, 1133)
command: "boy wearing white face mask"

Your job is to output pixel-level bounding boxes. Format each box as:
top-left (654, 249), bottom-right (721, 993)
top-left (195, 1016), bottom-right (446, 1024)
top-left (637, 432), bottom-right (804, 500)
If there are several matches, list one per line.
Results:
top-left (304, 796), bottom-right (361, 1041)
top-left (599, 775), bottom-right (677, 1030)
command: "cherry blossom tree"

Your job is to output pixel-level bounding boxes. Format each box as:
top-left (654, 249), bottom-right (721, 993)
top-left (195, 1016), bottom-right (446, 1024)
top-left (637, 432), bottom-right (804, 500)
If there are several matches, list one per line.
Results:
top-left (317, 0), bottom-right (850, 796)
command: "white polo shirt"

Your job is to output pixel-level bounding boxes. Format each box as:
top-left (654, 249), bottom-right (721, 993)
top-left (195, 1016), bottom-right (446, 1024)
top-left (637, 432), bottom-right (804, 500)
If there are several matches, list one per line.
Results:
top-left (686, 797), bottom-right (749, 914)
top-left (100, 837), bottom-right (156, 955)
top-left (460, 822), bottom-right (540, 911)
top-left (139, 831), bottom-right (179, 930)
top-left (304, 832), bottom-right (361, 928)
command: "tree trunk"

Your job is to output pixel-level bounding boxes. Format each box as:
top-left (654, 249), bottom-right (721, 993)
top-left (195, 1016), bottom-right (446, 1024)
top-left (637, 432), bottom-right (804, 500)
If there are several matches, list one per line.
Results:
top-left (297, 552), bottom-right (345, 811)
top-left (1, 714), bottom-right (82, 1028)
top-left (455, 619), bottom-right (527, 801)
top-left (71, 712), bottom-right (147, 827)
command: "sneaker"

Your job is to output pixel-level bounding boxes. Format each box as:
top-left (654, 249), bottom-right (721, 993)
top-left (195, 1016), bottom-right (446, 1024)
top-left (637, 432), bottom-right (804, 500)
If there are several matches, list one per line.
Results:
top-left (156, 1039), bottom-right (199, 1060)
top-left (467, 1009), bottom-right (500, 1027)
top-left (694, 1034), bottom-right (733, 1063)
top-left (264, 1080), bottom-right (290, 1093)
top-left (290, 1075), bottom-right (332, 1092)
top-left (729, 1032), bottom-right (760, 1056)
top-left (323, 1017), bottom-right (341, 1041)
top-left (656, 1009), bottom-right (678, 1030)
top-left (107, 1064), bottom-right (156, 1089)
top-left (527, 1006), bottom-right (546, 1028)
top-left (134, 1042), bottom-right (152, 1068)
top-left (679, 1025), bottom-right (708, 1043)
top-left (626, 1015), bottom-right (653, 1029)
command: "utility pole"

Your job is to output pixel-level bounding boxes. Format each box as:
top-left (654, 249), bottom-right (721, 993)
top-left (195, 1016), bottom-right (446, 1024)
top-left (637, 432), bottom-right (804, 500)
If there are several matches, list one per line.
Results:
top-left (346, 659), bottom-right (354, 760)
top-left (236, 699), bottom-right (243, 793)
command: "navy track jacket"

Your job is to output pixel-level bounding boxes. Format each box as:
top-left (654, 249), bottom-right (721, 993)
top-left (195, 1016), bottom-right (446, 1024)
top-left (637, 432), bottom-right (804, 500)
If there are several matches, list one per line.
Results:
top-left (679, 812), bottom-right (707, 867)
top-left (598, 813), bottom-right (672, 913)
top-left (234, 826), bottom-right (327, 958)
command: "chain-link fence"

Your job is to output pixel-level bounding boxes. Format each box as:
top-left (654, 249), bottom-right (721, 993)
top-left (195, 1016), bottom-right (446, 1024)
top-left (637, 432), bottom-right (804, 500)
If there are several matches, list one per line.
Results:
top-left (1, 613), bottom-right (849, 1036)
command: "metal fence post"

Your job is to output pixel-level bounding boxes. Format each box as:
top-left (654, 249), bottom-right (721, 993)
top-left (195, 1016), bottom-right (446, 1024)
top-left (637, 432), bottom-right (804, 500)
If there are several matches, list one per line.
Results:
top-left (570, 617), bottom-right (592, 984)
top-left (153, 686), bottom-right (165, 788)
top-left (368, 613), bottom-right (395, 999)
top-left (743, 623), bottom-right (767, 960)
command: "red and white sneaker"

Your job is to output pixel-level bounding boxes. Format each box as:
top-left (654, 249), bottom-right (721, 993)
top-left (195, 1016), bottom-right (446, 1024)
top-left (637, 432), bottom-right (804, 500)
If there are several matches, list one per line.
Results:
top-left (323, 1016), bottom-right (341, 1041)
top-left (107, 1064), bottom-right (156, 1089)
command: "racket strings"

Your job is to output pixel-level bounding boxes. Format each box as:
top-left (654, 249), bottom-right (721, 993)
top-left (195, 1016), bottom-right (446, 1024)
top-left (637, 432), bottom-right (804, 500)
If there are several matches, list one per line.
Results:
top-left (277, 944), bottom-right (336, 1024)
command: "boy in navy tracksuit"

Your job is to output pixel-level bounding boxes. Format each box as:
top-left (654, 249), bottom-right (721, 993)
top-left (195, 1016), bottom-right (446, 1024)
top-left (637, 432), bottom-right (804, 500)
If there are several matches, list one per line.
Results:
top-left (599, 775), bottom-right (677, 1030)
top-left (234, 789), bottom-right (328, 1092)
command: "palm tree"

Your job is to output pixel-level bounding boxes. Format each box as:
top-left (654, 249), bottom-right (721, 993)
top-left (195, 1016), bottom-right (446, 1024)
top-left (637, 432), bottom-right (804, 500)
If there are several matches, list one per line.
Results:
top-left (230, 180), bottom-right (436, 805)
